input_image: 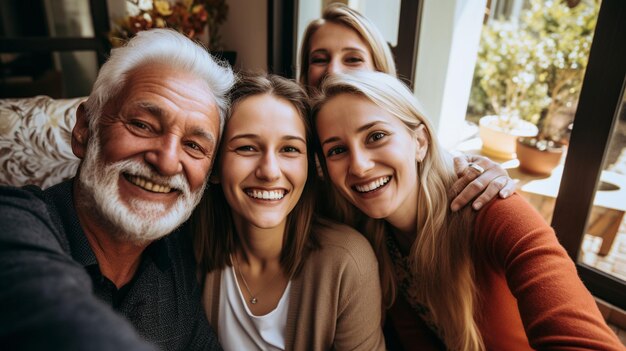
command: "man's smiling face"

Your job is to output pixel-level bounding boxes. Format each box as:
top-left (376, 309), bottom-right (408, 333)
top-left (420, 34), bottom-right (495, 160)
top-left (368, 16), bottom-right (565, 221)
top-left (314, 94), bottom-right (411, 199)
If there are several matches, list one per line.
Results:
top-left (76, 64), bottom-right (220, 243)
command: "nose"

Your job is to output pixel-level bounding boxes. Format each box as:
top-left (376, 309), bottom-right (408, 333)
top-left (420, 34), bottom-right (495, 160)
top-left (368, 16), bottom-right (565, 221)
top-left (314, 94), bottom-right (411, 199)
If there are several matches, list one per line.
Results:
top-left (144, 135), bottom-right (183, 176)
top-left (256, 152), bottom-right (281, 181)
top-left (349, 149), bottom-right (374, 177)
top-left (327, 59), bottom-right (344, 76)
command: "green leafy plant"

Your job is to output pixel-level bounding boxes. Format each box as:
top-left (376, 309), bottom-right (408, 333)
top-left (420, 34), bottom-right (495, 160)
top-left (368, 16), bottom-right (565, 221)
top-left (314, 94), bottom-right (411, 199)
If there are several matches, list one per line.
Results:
top-left (469, 0), bottom-right (599, 143)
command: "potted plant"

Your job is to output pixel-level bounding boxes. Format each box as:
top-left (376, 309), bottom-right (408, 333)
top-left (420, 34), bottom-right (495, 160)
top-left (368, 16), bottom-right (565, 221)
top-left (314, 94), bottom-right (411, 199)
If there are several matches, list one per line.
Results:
top-left (469, 20), bottom-right (548, 160)
top-left (515, 0), bottom-right (599, 175)
top-left (469, 0), bottom-right (599, 171)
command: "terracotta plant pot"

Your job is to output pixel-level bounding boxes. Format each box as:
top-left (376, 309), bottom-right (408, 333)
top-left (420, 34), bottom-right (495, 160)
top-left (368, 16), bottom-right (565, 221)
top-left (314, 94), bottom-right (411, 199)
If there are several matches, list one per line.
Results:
top-left (516, 137), bottom-right (566, 176)
top-left (479, 115), bottom-right (539, 160)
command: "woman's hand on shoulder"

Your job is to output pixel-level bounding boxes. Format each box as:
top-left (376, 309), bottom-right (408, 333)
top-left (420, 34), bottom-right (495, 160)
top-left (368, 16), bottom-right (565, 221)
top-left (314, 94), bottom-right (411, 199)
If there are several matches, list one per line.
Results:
top-left (449, 153), bottom-right (516, 212)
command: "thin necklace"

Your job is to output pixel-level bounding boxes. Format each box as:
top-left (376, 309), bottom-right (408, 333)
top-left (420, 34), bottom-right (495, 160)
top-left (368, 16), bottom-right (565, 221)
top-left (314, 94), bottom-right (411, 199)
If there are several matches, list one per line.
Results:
top-left (231, 253), bottom-right (283, 305)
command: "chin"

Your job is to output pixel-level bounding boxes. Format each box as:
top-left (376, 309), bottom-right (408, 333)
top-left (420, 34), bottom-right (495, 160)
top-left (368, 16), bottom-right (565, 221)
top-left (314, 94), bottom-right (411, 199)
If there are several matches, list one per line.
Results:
top-left (78, 135), bottom-right (204, 243)
top-left (355, 204), bottom-right (392, 219)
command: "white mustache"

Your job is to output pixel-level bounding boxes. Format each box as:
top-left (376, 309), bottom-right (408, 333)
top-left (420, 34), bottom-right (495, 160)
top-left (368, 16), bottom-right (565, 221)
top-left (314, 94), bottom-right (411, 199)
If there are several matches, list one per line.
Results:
top-left (111, 159), bottom-right (191, 196)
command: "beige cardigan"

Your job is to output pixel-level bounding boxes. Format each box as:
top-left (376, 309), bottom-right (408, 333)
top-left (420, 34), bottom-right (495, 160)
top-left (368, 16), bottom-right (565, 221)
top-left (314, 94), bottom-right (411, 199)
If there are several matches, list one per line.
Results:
top-left (202, 219), bottom-right (385, 351)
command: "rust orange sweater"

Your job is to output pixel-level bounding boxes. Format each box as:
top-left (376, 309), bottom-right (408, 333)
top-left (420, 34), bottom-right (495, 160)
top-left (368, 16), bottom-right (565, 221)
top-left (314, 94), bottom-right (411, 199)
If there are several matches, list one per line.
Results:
top-left (386, 194), bottom-right (624, 350)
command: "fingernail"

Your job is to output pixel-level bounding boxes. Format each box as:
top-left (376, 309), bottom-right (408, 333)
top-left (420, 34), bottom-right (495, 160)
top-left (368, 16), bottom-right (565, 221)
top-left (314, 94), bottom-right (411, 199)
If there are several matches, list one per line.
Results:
top-left (473, 202), bottom-right (482, 210)
top-left (451, 204), bottom-right (460, 212)
top-left (500, 191), bottom-right (509, 198)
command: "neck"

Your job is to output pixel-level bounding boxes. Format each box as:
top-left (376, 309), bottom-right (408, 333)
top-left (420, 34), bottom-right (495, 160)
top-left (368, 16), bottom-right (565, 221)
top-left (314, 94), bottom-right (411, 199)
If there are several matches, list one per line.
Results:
top-left (385, 180), bottom-right (419, 252)
top-left (74, 183), bottom-right (148, 288)
top-left (231, 219), bottom-right (289, 315)
top-left (233, 221), bottom-right (285, 268)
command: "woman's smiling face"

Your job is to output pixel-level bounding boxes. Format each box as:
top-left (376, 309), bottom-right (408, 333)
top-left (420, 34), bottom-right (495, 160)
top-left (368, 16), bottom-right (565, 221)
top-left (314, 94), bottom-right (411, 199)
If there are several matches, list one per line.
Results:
top-left (315, 93), bottom-right (426, 223)
top-left (217, 93), bottom-right (308, 230)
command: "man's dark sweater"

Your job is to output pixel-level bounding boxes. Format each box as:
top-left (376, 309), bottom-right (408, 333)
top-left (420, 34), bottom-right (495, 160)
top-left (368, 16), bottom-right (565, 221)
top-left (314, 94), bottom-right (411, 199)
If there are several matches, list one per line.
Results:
top-left (0, 180), bottom-right (221, 350)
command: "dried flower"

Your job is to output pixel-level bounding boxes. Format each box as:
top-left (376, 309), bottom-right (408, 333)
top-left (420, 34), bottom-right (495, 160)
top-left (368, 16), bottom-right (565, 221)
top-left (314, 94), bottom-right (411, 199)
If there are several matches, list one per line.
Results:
top-left (110, 0), bottom-right (228, 51)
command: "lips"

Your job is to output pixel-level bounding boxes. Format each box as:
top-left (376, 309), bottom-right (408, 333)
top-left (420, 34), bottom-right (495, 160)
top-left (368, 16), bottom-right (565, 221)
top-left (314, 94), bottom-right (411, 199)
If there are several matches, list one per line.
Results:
top-left (245, 188), bottom-right (287, 200)
top-left (353, 176), bottom-right (391, 193)
top-left (125, 174), bottom-right (174, 193)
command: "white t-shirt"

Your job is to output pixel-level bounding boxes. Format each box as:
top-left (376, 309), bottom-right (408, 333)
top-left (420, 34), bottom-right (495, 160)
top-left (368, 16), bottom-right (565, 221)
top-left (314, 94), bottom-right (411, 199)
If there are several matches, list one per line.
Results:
top-left (218, 266), bottom-right (291, 351)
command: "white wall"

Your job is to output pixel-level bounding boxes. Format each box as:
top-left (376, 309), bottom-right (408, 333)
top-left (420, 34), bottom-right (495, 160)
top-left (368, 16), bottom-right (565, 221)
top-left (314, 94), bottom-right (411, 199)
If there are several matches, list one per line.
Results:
top-left (357, 0), bottom-right (400, 46)
top-left (296, 0), bottom-right (323, 64)
top-left (413, 0), bottom-right (486, 149)
top-left (220, 0), bottom-right (268, 71)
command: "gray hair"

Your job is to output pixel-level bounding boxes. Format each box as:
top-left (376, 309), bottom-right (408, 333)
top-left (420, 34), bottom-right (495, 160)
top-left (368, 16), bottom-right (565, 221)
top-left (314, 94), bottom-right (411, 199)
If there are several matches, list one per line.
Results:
top-left (84, 28), bottom-right (235, 132)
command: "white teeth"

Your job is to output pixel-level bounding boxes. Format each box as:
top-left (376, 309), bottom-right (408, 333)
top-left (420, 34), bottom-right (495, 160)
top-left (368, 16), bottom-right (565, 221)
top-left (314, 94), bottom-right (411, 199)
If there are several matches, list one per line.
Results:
top-left (127, 175), bottom-right (172, 193)
top-left (247, 189), bottom-right (285, 200)
top-left (354, 176), bottom-right (390, 193)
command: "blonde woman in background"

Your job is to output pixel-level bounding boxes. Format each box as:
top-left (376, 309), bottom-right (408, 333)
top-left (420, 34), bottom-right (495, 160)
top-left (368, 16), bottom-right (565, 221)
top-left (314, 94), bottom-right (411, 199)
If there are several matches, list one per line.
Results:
top-left (193, 73), bottom-right (384, 351)
top-left (311, 71), bottom-right (624, 350)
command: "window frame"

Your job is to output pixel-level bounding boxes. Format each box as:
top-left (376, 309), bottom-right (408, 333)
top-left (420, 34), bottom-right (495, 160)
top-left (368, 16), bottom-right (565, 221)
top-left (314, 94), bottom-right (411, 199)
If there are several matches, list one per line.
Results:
top-left (551, 0), bottom-right (626, 310)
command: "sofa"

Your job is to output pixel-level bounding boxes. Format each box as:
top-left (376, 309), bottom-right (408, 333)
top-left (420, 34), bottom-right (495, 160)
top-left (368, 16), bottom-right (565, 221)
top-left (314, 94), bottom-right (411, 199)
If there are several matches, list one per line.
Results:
top-left (0, 96), bottom-right (83, 189)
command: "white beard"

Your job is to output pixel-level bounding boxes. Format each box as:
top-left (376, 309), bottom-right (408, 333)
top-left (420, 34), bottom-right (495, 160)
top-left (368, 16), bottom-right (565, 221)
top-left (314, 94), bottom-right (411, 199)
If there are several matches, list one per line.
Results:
top-left (77, 134), bottom-right (206, 244)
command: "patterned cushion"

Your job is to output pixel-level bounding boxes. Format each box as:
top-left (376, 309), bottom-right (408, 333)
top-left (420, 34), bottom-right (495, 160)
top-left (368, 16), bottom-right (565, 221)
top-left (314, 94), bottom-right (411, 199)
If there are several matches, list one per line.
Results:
top-left (0, 96), bottom-right (84, 189)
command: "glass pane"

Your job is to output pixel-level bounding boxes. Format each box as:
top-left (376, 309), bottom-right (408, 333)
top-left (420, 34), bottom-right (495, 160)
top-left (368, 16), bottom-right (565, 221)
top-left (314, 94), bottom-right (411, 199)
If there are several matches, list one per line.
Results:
top-left (579, 91), bottom-right (626, 282)
top-left (460, 0), bottom-right (601, 225)
top-left (45, 0), bottom-right (95, 38)
top-left (0, 0), bottom-right (95, 38)
top-left (0, 50), bottom-right (97, 98)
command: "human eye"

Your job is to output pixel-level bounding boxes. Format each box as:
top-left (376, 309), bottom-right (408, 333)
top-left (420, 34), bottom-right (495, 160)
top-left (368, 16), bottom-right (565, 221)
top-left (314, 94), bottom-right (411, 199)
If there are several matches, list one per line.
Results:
top-left (326, 146), bottom-right (347, 157)
top-left (236, 145), bottom-right (256, 153)
top-left (184, 140), bottom-right (209, 159)
top-left (282, 145), bottom-right (302, 153)
top-left (310, 54), bottom-right (328, 65)
top-left (367, 131), bottom-right (388, 143)
top-left (344, 56), bottom-right (365, 65)
top-left (125, 118), bottom-right (155, 136)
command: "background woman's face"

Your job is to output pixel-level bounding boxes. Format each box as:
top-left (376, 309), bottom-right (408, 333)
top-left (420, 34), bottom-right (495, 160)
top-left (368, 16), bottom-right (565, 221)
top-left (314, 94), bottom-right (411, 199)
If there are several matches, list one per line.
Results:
top-left (217, 94), bottom-right (308, 230)
top-left (307, 22), bottom-right (375, 89)
top-left (315, 93), bottom-right (422, 222)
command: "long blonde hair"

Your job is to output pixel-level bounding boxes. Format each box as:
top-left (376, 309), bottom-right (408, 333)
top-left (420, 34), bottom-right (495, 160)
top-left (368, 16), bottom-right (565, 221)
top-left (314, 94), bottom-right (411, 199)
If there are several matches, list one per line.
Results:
top-left (297, 3), bottom-right (397, 89)
top-left (311, 71), bottom-right (484, 351)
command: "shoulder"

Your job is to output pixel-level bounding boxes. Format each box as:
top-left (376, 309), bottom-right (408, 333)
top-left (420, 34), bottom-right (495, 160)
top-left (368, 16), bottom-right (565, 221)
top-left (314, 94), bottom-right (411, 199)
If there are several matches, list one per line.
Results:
top-left (0, 184), bottom-right (46, 209)
top-left (0, 184), bottom-right (55, 233)
top-left (474, 193), bottom-right (561, 264)
top-left (475, 193), bottom-right (548, 235)
top-left (475, 193), bottom-right (550, 235)
top-left (308, 218), bottom-right (378, 275)
top-left (0, 183), bottom-right (71, 254)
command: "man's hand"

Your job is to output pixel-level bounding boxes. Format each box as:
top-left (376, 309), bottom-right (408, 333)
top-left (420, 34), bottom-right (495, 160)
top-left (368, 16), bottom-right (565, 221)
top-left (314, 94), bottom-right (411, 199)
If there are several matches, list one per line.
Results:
top-left (450, 154), bottom-right (515, 211)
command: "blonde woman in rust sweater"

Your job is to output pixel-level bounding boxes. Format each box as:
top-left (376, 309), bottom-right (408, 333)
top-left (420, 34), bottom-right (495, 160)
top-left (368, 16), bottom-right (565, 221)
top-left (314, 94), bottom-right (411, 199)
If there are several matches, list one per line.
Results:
top-left (192, 73), bottom-right (384, 351)
top-left (311, 71), bottom-right (624, 351)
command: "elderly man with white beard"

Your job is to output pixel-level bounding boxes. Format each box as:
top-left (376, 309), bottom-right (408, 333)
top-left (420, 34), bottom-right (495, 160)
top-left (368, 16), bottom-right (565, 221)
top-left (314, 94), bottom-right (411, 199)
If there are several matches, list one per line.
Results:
top-left (0, 29), bottom-right (234, 350)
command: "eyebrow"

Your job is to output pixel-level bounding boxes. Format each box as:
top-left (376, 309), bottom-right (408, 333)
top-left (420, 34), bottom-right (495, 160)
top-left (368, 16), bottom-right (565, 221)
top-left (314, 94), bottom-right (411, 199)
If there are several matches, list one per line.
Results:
top-left (310, 47), bottom-right (368, 55)
top-left (320, 121), bottom-right (389, 146)
top-left (229, 133), bottom-right (306, 144)
top-left (190, 127), bottom-right (216, 144)
top-left (133, 101), bottom-right (166, 119)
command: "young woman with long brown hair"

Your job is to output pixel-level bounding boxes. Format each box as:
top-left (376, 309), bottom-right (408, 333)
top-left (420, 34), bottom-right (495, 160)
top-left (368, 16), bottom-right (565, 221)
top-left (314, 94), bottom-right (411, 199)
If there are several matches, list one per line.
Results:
top-left (193, 73), bottom-right (385, 351)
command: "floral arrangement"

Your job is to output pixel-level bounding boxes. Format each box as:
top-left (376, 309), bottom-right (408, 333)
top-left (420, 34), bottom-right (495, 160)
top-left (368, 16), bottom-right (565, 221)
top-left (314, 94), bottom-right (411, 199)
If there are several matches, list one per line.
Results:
top-left (110, 0), bottom-right (228, 50)
top-left (468, 0), bottom-right (599, 141)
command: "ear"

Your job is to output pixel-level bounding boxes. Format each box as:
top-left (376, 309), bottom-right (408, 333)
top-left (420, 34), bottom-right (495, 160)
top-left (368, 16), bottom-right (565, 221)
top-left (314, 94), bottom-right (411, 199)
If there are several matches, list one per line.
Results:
top-left (71, 103), bottom-right (90, 159)
top-left (414, 124), bottom-right (429, 162)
